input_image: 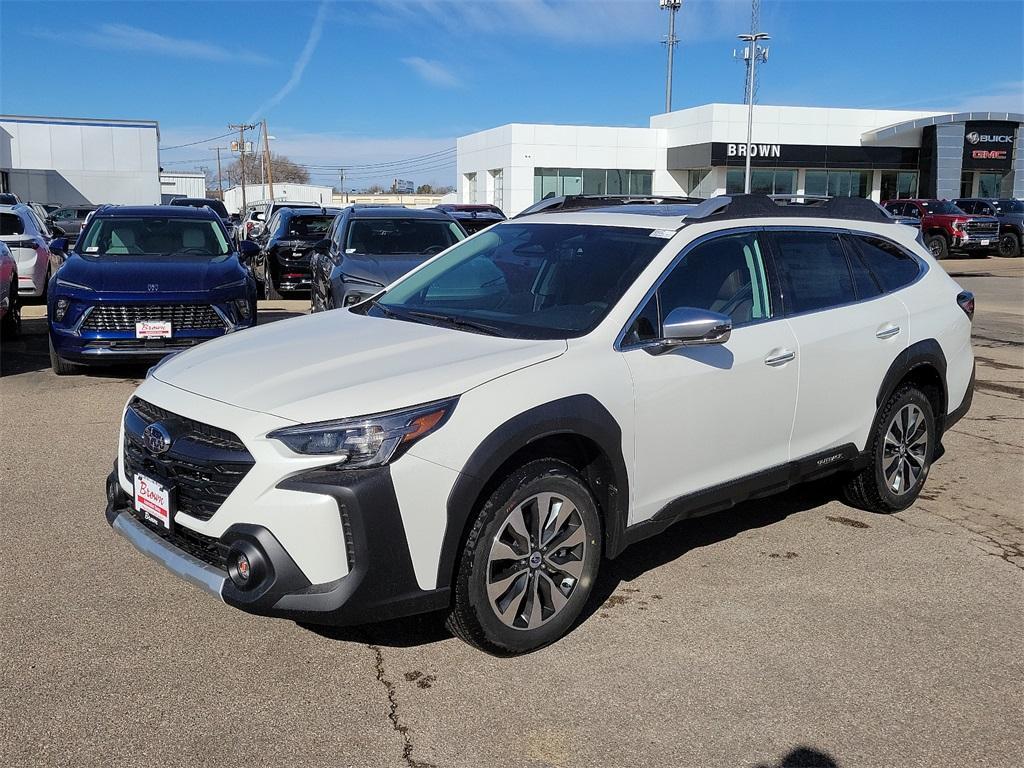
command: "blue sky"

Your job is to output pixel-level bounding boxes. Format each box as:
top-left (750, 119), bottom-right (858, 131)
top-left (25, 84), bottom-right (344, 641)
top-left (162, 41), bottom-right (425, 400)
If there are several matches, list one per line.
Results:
top-left (2, 0), bottom-right (1022, 189)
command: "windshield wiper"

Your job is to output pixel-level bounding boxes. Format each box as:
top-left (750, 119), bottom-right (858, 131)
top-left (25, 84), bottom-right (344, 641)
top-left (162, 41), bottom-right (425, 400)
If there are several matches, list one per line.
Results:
top-left (402, 310), bottom-right (503, 337)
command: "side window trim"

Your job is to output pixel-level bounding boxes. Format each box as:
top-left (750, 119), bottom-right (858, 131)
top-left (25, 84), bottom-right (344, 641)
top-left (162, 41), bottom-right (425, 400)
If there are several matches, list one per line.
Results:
top-left (838, 232), bottom-right (883, 300)
top-left (615, 226), bottom-right (782, 351)
top-left (847, 232), bottom-right (926, 294)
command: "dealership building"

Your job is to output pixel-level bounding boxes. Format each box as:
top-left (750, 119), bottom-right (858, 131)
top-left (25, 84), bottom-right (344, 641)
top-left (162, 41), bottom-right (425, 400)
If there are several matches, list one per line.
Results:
top-left (0, 114), bottom-right (161, 205)
top-left (456, 104), bottom-right (1024, 215)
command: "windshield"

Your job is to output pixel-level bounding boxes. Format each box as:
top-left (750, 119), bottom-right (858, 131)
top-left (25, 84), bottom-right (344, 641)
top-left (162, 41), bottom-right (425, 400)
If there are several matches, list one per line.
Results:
top-left (346, 218), bottom-right (465, 255)
top-left (921, 201), bottom-right (965, 215)
top-left (995, 200), bottom-right (1024, 213)
top-left (371, 223), bottom-right (666, 339)
top-left (77, 217), bottom-right (230, 257)
top-left (285, 215), bottom-right (336, 240)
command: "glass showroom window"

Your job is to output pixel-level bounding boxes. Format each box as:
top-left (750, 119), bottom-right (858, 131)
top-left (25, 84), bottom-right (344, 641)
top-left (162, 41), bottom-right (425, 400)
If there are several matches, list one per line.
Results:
top-left (534, 168), bottom-right (654, 201)
top-left (686, 169), bottom-right (711, 196)
top-left (726, 168), bottom-right (796, 195)
top-left (465, 172), bottom-right (477, 203)
top-left (977, 172), bottom-right (1005, 198)
top-left (805, 170), bottom-right (871, 198)
top-left (490, 169), bottom-right (504, 210)
top-left (880, 171), bottom-right (918, 201)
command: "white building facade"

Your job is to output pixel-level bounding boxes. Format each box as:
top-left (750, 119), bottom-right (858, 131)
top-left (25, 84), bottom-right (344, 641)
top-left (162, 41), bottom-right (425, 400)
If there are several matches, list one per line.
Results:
top-left (0, 114), bottom-right (161, 205)
top-left (457, 104), bottom-right (1024, 215)
top-left (222, 183), bottom-right (334, 214)
top-left (159, 171), bottom-right (207, 202)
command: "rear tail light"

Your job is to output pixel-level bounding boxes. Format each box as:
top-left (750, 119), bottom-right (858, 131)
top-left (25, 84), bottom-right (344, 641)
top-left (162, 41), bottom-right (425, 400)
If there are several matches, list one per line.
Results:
top-left (957, 290), bottom-right (975, 320)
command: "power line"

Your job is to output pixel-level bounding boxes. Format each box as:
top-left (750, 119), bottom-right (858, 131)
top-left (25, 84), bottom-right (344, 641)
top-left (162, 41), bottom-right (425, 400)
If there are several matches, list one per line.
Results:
top-left (159, 130), bottom-right (236, 151)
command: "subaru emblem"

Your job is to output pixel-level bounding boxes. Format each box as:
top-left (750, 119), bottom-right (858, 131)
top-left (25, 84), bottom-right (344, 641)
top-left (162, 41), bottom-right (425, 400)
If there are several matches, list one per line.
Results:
top-left (142, 422), bottom-right (172, 454)
top-left (148, 283), bottom-right (159, 292)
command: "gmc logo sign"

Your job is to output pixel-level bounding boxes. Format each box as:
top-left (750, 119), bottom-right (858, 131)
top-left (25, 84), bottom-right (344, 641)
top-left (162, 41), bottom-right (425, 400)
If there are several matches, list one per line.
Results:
top-left (972, 150), bottom-right (1008, 160)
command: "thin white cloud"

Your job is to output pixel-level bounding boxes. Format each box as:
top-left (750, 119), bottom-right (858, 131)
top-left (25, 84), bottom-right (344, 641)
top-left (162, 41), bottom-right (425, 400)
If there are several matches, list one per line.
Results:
top-left (76, 23), bottom-right (271, 65)
top-left (249, 0), bottom-right (331, 121)
top-left (401, 57), bottom-right (462, 89)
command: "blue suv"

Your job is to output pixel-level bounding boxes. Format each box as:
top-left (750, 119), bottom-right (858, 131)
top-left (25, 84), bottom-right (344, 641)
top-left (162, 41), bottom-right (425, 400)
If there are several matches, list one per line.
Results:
top-left (47, 205), bottom-right (259, 374)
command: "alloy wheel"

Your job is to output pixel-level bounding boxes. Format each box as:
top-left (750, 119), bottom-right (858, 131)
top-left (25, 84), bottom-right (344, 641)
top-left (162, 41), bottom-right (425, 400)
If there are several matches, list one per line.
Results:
top-left (486, 492), bottom-right (588, 630)
top-left (882, 404), bottom-right (929, 495)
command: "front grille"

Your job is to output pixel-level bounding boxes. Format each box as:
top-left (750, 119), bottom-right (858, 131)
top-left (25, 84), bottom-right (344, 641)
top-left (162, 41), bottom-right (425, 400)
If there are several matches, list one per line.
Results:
top-left (128, 507), bottom-right (229, 570)
top-left (82, 304), bottom-right (225, 331)
top-left (964, 220), bottom-right (999, 237)
top-left (123, 398), bottom-right (254, 521)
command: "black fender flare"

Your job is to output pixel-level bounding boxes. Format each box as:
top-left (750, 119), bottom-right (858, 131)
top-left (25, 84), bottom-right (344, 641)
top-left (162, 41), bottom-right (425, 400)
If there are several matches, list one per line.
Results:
top-left (874, 338), bottom-right (948, 432)
top-left (437, 394), bottom-right (630, 589)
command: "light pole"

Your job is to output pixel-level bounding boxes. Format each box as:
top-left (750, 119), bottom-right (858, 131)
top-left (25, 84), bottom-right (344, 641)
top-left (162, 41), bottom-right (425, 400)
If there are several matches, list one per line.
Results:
top-left (660, 0), bottom-right (682, 113)
top-left (737, 32), bottom-right (769, 194)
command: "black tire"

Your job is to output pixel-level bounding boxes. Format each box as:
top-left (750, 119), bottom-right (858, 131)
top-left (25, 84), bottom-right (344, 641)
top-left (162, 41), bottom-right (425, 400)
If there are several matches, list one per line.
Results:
top-left (1, 278), bottom-right (20, 339)
top-left (841, 384), bottom-right (936, 513)
top-left (925, 233), bottom-right (949, 260)
top-left (49, 335), bottom-right (80, 376)
top-left (264, 271), bottom-right (282, 301)
top-left (446, 459), bottom-right (603, 655)
top-left (996, 232), bottom-right (1021, 258)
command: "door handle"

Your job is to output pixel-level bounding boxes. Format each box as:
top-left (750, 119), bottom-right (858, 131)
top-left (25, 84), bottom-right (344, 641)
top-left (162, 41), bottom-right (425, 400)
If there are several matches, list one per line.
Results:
top-left (764, 348), bottom-right (796, 367)
top-left (876, 324), bottom-right (901, 340)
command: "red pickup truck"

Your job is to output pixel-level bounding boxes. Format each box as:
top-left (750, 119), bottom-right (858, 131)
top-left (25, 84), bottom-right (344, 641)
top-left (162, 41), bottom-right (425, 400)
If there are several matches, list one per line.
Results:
top-left (882, 199), bottom-right (1000, 259)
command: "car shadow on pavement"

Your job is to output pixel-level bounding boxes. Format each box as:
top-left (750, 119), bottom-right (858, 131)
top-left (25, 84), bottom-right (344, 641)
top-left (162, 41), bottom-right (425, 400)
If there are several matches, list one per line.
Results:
top-left (754, 746), bottom-right (840, 768)
top-left (0, 314), bottom-right (147, 378)
top-left (304, 478), bottom-right (844, 651)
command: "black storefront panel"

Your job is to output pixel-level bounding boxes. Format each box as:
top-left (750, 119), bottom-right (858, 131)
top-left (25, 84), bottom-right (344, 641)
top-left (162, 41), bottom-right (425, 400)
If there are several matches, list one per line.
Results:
top-left (667, 142), bottom-right (919, 170)
top-left (961, 121), bottom-right (1016, 172)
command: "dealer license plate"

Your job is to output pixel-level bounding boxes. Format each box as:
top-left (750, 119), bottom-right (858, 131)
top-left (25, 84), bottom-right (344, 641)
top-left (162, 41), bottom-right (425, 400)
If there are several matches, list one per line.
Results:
top-left (136, 321), bottom-right (172, 339)
top-left (134, 473), bottom-right (173, 529)
top-left (980, 239), bottom-right (990, 246)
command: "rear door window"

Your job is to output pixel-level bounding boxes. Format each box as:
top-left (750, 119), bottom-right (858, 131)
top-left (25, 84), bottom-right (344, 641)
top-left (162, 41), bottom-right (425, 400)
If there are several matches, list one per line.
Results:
top-left (771, 230), bottom-right (856, 315)
top-left (849, 235), bottom-right (922, 293)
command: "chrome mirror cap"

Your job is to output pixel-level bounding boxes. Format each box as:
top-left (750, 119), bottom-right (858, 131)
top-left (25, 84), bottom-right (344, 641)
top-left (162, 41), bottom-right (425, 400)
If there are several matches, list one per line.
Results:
top-left (648, 307), bottom-right (732, 354)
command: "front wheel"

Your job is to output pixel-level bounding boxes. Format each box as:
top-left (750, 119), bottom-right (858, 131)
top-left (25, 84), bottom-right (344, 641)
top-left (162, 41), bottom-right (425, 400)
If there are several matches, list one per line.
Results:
top-left (49, 335), bottom-right (80, 376)
top-left (841, 384), bottom-right (936, 513)
top-left (1, 277), bottom-right (20, 339)
top-left (447, 459), bottom-right (603, 655)
top-left (925, 234), bottom-right (949, 260)
top-left (996, 232), bottom-right (1021, 258)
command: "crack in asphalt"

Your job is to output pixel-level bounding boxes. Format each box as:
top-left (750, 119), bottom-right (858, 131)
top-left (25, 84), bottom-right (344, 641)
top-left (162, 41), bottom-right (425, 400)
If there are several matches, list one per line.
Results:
top-left (369, 644), bottom-right (436, 768)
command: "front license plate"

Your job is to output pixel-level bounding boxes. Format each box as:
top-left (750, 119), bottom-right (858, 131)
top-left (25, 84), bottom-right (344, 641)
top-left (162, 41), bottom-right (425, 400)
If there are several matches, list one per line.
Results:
top-left (134, 473), bottom-right (173, 529)
top-left (980, 239), bottom-right (990, 246)
top-left (136, 321), bottom-right (172, 339)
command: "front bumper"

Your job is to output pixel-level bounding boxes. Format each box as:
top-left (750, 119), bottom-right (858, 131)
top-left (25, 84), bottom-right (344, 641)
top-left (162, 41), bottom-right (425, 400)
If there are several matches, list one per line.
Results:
top-left (105, 463), bottom-right (449, 625)
top-left (952, 236), bottom-right (997, 250)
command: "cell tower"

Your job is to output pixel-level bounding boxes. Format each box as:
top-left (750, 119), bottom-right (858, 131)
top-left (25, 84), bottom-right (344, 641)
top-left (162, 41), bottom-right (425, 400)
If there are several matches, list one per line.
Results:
top-left (660, 0), bottom-right (682, 113)
top-left (733, 0), bottom-right (769, 104)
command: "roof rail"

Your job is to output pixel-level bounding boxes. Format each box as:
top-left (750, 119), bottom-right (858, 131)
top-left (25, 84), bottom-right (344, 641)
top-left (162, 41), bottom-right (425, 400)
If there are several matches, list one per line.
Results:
top-left (683, 194), bottom-right (892, 224)
top-left (514, 194), bottom-right (704, 218)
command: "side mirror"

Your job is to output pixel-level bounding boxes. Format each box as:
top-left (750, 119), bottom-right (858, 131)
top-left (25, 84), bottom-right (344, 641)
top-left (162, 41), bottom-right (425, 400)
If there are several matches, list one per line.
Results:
top-left (238, 240), bottom-right (260, 262)
top-left (51, 225), bottom-right (66, 237)
top-left (648, 307), bottom-right (731, 354)
top-left (50, 237), bottom-right (69, 253)
top-left (312, 238), bottom-right (331, 254)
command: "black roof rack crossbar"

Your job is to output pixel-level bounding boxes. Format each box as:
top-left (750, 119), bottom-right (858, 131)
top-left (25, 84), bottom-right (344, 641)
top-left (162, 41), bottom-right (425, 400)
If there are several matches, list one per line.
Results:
top-left (515, 194), bottom-right (705, 218)
top-left (683, 194), bottom-right (892, 224)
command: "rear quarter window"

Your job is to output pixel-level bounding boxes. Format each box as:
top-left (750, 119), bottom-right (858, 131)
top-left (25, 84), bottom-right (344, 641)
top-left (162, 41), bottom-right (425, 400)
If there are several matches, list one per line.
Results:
top-left (850, 235), bottom-right (921, 293)
top-left (771, 230), bottom-right (856, 315)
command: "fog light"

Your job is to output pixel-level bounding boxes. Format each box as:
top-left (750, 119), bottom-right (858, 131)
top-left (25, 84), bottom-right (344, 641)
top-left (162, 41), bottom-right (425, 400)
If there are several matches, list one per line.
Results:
top-left (233, 298), bottom-right (251, 320)
top-left (54, 298), bottom-right (69, 322)
top-left (226, 541), bottom-right (266, 590)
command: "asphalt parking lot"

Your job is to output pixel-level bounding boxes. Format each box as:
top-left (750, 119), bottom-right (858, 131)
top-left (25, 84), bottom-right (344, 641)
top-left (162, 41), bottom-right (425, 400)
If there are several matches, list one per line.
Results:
top-left (2, 258), bottom-right (1021, 768)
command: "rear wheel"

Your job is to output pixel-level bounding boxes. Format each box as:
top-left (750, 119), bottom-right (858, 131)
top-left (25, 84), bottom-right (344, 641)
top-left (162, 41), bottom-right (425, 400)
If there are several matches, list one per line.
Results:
top-left (264, 271), bottom-right (282, 301)
top-left (49, 335), bottom-right (80, 376)
top-left (925, 233), bottom-right (949, 260)
top-left (996, 232), bottom-right (1021, 258)
top-left (842, 384), bottom-right (936, 513)
top-left (447, 459), bottom-right (603, 655)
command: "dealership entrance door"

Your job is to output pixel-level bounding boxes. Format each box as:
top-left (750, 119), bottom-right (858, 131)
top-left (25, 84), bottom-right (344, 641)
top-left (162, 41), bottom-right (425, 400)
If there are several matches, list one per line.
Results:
top-left (960, 171), bottom-right (1012, 198)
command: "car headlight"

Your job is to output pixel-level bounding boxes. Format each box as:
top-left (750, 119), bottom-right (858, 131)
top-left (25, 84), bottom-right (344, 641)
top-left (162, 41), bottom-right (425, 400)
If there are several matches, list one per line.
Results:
top-left (268, 398), bottom-right (457, 467)
top-left (233, 298), bottom-right (251, 320)
top-left (54, 298), bottom-right (70, 322)
top-left (340, 273), bottom-right (385, 288)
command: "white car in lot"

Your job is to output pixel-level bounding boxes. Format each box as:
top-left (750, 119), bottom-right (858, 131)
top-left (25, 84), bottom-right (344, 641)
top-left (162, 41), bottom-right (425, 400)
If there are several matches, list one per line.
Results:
top-left (105, 194), bottom-right (975, 654)
top-left (0, 203), bottom-right (58, 298)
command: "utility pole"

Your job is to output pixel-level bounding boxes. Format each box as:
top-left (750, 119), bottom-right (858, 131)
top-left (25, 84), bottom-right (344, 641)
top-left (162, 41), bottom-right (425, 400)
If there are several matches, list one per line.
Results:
top-left (737, 33), bottom-right (770, 193)
top-left (229, 123), bottom-right (256, 212)
top-left (213, 146), bottom-right (228, 201)
top-left (262, 119), bottom-right (275, 202)
top-left (660, 0), bottom-right (682, 113)
top-left (339, 168), bottom-right (347, 203)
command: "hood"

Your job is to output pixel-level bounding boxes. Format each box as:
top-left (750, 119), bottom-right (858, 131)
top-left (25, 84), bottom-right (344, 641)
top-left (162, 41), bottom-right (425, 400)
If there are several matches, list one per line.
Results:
top-left (58, 253), bottom-right (245, 293)
top-left (154, 309), bottom-right (566, 422)
top-left (340, 252), bottom-right (430, 286)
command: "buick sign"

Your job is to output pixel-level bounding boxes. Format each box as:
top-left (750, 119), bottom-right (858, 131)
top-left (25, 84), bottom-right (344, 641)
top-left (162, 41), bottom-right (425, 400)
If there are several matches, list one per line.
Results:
top-left (142, 422), bottom-right (172, 454)
top-left (966, 131), bottom-right (1013, 145)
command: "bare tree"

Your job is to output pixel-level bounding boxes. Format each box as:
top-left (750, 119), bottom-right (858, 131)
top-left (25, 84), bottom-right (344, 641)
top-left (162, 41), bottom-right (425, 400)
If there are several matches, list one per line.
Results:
top-left (224, 152), bottom-right (310, 186)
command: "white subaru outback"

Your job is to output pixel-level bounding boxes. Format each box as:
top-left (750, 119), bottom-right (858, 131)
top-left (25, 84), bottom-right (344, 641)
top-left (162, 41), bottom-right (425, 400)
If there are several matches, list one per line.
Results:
top-left (106, 194), bottom-right (975, 654)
